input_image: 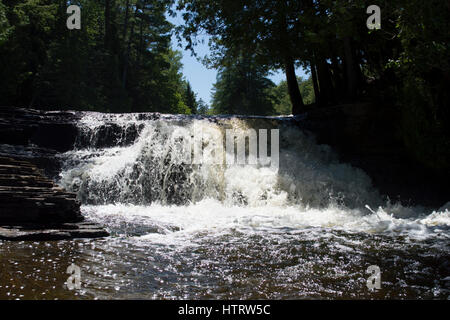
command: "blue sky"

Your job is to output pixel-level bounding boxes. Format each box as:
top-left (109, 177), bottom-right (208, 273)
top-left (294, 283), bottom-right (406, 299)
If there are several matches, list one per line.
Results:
top-left (167, 11), bottom-right (307, 106)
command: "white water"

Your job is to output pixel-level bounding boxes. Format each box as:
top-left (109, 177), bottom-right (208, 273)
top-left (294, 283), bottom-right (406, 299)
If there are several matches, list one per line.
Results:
top-left (2, 112), bottom-right (449, 300)
top-left (58, 112), bottom-right (450, 241)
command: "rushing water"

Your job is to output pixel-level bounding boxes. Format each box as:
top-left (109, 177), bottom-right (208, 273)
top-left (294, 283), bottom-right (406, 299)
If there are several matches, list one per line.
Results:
top-left (1, 113), bottom-right (449, 299)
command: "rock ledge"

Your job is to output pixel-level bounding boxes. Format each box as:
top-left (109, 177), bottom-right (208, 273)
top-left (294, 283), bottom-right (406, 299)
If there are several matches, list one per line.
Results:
top-left (0, 156), bottom-right (108, 240)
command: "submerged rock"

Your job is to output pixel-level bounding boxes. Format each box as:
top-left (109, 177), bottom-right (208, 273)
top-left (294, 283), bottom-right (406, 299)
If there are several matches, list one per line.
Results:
top-left (0, 222), bottom-right (109, 241)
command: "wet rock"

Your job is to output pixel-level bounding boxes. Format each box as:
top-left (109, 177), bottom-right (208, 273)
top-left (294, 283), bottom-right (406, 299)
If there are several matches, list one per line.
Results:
top-left (0, 156), bottom-right (108, 240)
top-left (0, 222), bottom-right (109, 241)
top-left (0, 106), bottom-right (81, 177)
top-left (0, 106), bottom-right (80, 152)
top-left (76, 122), bottom-right (141, 149)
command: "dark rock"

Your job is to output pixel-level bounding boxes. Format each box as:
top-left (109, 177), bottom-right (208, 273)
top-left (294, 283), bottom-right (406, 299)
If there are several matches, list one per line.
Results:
top-left (31, 122), bottom-right (78, 152)
top-left (0, 106), bottom-right (81, 177)
top-left (0, 222), bottom-right (109, 241)
top-left (0, 156), bottom-right (108, 240)
top-left (0, 144), bottom-right (62, 179)
top-left (75, 122), bottom-right (141, 149)
top-left (0, 156), bottom-right (83, 224)
top-left (0, 106), bottom-right (80, 152)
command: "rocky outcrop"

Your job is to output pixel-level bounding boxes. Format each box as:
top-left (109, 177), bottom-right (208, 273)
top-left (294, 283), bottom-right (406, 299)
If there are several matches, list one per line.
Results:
top-left (0, 156), bottom-right (108, 240)
top-left (0, 107), bottom-right (158, 177)
top-left (0, 106), bottom-right (81, 179)
top-left (0, 222), bottom-right (108, 241)
top-left (0, 106), bottom-right (80, 151)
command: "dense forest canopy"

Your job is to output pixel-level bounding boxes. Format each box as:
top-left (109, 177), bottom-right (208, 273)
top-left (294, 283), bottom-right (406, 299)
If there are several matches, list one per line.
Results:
top-left (0, 0), bottom-right (315, 116)
top-left (177, 0), bottom-right (449, 110)
top-left (176, 0), bottom-right (449, 170)
top-left (0, 0), bottom-right (449, 169)
top-left (0, 0), bottom-right (195, 113)
top-left (210, 54), bottom-right (315, 116)
top-left (211, 55), bottom-right (276, 116)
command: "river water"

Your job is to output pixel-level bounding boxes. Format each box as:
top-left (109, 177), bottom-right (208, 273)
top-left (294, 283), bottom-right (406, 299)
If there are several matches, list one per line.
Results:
top-left (0, 113), bottom-right (449, 299)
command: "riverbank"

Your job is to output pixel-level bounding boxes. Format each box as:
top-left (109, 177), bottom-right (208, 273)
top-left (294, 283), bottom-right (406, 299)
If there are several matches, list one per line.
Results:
top-left (0, 156), bottom-right (108, 240)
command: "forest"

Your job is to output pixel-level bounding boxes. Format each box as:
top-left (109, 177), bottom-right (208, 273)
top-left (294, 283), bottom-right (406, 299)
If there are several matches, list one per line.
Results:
top-left (0, 0), bottom-right (449, 170)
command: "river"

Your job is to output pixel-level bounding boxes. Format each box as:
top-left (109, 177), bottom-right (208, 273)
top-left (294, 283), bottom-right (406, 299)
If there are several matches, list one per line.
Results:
top-left (0, 112), bottom-right (448, 299)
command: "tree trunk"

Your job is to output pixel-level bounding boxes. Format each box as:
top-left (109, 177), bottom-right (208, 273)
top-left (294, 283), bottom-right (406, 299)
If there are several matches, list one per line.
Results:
top-left (316, 58), bottom-right (335, 106)
top-left (343, 36), bottom-right (357, 100)
top-left (330, 53), bottom-right (344, 102)
top-left (123, 0), bottom-right (130, 40)
top-left (285, 57), bottom-right (304, 115)
top-left (121, 0), bottom-right (130, 89)
top-left (138, 20), bottom-right (143, 67)
top-left (123, 6), bottom-right (138, 88)
top-left (310, 54), bottom-right (320, 106)
top-left (104, 0), bottom-right (111, 48)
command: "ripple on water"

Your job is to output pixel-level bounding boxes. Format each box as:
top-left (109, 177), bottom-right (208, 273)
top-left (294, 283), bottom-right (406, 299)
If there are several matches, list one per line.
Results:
top-left (1, 208), bottom-right (449, 299)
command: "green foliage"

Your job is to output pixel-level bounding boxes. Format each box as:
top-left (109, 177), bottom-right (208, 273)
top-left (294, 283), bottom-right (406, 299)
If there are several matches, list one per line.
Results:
top-left (1, 0), bottom-right (449, 170)
top-left (177, 0), bottom-right (313, 113)
top-left (177, 0), bottom-right (305, 69)
top-left (196, 98), bottom-right (210, 115)
top-left (183, 81), bottom-right (197, 114)
top-left (392, 0), bottom-right (450, 77)
top-left (387, 0), bottom-right (450, 170)
top-left (211, 55), bottom-right (276, 116)
top-left (0, 1), bottom-right (12, 45)
top-left (0, 0), bottom-right (193, 114)
top-left (178, 0), bottom-right (450, 170)
top-left (271, 77), bottom-right (315, 115)
top-left (400, 76), bottom-right (450, 171)
top-left (299, 78), bottom-right (315, 106)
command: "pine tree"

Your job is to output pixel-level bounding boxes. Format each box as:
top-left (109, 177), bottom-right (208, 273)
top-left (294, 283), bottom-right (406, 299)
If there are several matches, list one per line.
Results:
top-left (211, 55), bottom-right (276, 116)
top-left (183, 81), bottom-right (198, 114)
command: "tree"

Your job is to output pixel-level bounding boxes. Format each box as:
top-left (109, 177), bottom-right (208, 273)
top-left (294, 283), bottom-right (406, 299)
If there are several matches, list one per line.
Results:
top-left (177, 0), bottom-right (307, 114)
top-left (387, 0), bottom-right (450, 171)
top-left (196, 98), bottom-right (210, 115)
top-left (183, 81), bottom-right (198, 114)
top-left (0, 0), bottom-right (59, 107)
top-left (271, 76), bottom-right (315, 115)
top-left (0, 0), bottom-right (192, 114)
top-left (0, 1), bottom-right (11, 45)
top-left (211, 55), bottom-right (276, 116)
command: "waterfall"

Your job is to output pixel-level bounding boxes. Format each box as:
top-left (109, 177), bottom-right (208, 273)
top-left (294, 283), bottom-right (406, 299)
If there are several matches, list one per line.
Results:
top-left (57, 112), bottom-right (449, 239)
top-left (59, 112), bottom-right (380, 207)
top-left (2, 111), bottom-right (449, 300)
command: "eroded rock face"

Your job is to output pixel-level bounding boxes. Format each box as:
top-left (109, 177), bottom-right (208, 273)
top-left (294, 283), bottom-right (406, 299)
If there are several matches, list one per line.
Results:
top-left (0, 107), bottom-right (80, 151)
top-left (0, 156), bottom-right (108, 240)
top-left (0, 106), bottom-right (82, 179)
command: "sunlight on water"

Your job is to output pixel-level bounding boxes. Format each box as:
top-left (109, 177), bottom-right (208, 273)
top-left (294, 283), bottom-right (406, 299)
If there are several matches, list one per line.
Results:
top-left (1, 113), bottom-right (449, 299)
